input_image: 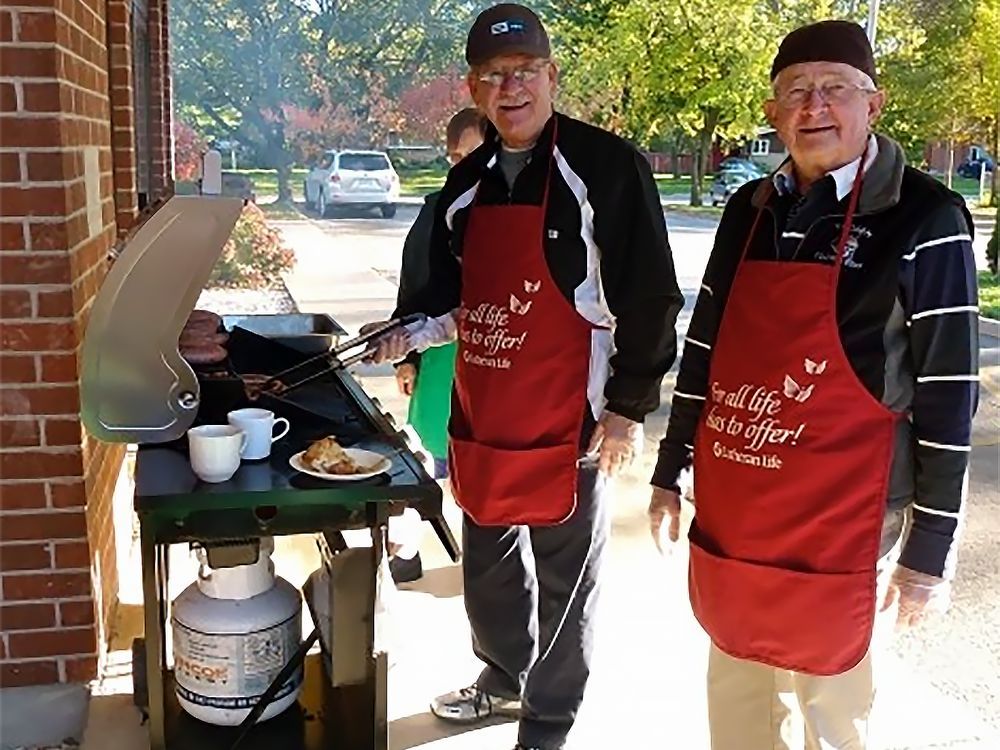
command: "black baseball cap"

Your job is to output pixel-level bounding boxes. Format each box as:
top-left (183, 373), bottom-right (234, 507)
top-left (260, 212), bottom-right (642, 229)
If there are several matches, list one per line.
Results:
top-left (771, 20), bottom-right (877, 85)
top-left (465, 4), bottom-right (550, 67)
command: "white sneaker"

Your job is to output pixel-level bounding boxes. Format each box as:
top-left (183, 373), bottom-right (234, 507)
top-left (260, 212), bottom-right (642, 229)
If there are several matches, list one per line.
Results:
top-left (430, 684), bottom-right (521, 723)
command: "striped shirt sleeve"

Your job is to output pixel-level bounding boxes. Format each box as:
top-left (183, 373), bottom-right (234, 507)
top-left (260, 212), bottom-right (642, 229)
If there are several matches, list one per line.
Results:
top-left (897, 203), bottom-right (979, 579)
top-left (651, 205), bottom-right (742, 490)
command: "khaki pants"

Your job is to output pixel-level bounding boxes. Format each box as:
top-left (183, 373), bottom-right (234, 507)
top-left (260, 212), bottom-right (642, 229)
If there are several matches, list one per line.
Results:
top-left (707, 547), bottom-right (900, 750)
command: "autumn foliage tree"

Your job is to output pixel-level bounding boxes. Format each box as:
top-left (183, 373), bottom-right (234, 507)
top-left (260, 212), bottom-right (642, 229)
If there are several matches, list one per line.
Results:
top-left (173, 120), bottom-right (208, 180)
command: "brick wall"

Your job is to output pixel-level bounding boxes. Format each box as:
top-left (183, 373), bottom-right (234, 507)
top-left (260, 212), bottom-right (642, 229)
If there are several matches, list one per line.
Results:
top-left (0, 0), bottom-right (172, 687)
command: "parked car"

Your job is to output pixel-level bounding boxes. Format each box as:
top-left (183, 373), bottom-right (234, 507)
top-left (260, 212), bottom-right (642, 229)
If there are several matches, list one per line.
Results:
top-left (304, 150), bottom-right (400, 218)
top-left (957, 155), bottom-right (994, 179)
top-left (717, 157), bottom-right (767, 178)
top-left (710, 167), bottom-right (760, 206)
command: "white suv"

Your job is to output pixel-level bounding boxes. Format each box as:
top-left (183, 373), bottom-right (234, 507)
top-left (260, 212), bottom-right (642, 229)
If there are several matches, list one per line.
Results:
top-left (304, 150), bottom-right (400, 218)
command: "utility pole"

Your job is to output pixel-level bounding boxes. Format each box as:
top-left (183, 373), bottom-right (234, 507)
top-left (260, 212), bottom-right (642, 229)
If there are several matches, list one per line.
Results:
top-left (866, 0), bottom-right (881, 45)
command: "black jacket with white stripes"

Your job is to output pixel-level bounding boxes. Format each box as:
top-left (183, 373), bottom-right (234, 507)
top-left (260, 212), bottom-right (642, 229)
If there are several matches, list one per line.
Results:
top-left (652, 134), bottom-right (978, 579)
top-left (407, 112), bottom-right (684, 429)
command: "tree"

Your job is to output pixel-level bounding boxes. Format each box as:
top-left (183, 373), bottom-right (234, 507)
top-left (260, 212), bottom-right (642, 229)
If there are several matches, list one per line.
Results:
top-left (172, 0), bottom-right (315, 200)
top-left (556, 0), bottom-right (776, 205)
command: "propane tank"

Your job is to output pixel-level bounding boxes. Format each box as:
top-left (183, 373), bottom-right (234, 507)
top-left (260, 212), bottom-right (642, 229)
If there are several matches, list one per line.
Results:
top-left (171, 538), bottom-right (303, 725)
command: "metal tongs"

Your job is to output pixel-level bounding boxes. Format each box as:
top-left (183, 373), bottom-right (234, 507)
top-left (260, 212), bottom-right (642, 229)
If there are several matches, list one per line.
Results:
top-left (254, 313), bottom-right (426, 397)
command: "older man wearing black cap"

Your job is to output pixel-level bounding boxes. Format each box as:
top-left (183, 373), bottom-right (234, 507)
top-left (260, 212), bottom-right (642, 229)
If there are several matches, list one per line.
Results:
top-left (372, 4), bottom-right (682, 749)
top-left (648, 19), bottom-right (978, 750)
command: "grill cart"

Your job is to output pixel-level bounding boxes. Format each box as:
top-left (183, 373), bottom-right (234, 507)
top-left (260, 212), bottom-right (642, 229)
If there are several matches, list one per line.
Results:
top-left (81, 190), bottom-right (458, 750)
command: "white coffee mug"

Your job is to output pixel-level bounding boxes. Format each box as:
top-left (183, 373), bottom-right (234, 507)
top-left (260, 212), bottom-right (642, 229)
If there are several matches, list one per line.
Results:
top-left (188, 425), bottom-right (247, 483)
top-left (227, 408), bottom-right (290, 461)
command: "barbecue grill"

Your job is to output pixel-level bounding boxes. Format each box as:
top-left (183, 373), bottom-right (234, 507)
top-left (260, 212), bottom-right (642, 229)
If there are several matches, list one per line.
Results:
top-left (80, 189), bottom-right (458, 750)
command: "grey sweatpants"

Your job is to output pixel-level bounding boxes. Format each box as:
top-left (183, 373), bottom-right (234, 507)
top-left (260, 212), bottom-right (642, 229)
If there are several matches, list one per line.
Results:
top-left (462, 464), bottom-right (611, 750)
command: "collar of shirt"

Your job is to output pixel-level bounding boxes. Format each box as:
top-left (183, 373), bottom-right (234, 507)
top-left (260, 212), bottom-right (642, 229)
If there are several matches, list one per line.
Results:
top-left (773, 133), bottom-right (879, 201)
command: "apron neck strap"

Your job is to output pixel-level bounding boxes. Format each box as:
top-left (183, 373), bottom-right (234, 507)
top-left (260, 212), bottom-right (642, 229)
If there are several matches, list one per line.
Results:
top-left (832, 143), bottom-right (867, 271)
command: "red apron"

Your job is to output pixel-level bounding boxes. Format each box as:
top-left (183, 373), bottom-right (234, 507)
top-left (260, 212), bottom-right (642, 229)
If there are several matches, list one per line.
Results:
top-left (448, 123), bottom-right (595, 526)
top-left (689, 154), bottom-right (902, 675)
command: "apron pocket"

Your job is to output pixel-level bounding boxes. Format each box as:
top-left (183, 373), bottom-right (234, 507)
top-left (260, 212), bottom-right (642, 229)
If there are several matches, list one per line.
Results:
top-left (449, 437), bottom-right (578, 527)
top-left (688, 529), bottom-right (876, 676)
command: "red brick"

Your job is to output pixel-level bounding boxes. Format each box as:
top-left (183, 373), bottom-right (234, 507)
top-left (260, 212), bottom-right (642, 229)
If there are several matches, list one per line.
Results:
top-left (0, 47), bottom-right (58, 79)
top-left (0, 508), bottom-right (86, 541)
top-left (0, 481), bottom-right (46, 510)
top-left (17, 12), bottom-right (57, 44)
top-left (36, 288), bottom-right (73, 317)
top-left (65, 655), bottom-right (98, 682)
top-left (0, 288), bottom-right (32, 318)
top-left (0, 385), bottom-right (80, 416)
top-left (43, 417), bottom-right (81, 446)
top-left (27, 222), bottom-right (68, 252)
top-left (0, 320), bottom-right (76, 351)
top-left (0, 354), bottom-right (36, 383)
top-left (0, 542), bottom-right (51, 570)
top-left (0, 11), bottom-right (12, 43)
top-left (24, 152), bottom-right (66, 183)
top-left (0, 450), bottom-right (83, 481)
top-left (0, 186), bottom-right (67, 216)
top-left (0, 152), bottom-right (20, 182)
top-left (0, 660), bottom-right (58, 687)
top-left (0, 418), bottom-right (41, 447)
top-left (8, 626), bottom-right (95, 658)
top-left (49, 480), bottom-right (85, 508)
top-left (0, 221), bottom-right (25, 251)
top-left (0, 603), bottom-right (57, 631)
top-left (39, 352), bottom-right (77, 382)
top-left (53, 540), bottom-right (89, 568)
top-left (2, 570), bottom-right (90, 600)
top-left (0, 116), bottom-right (61, 149)
top-left (58, 599), bottom-right (94, 628)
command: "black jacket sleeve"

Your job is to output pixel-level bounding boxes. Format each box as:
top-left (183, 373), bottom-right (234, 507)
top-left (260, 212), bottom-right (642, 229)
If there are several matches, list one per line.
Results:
top-left (393, 193), bottom-right (440, 320)
top-left (594, 148), bottom-right (684, 422)
top-left (412, 178), bottom-right (463, 319)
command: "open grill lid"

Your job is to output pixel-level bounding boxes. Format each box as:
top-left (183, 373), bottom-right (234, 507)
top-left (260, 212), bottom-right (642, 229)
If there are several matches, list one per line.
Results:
top-left (80, 193), bottom-right (244, 443)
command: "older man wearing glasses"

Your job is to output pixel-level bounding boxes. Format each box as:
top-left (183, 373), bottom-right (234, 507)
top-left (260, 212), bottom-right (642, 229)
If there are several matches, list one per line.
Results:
top-left (649, 20), bottom-right (978, 750)
top-left (372, 4), bottom-right (682, 749)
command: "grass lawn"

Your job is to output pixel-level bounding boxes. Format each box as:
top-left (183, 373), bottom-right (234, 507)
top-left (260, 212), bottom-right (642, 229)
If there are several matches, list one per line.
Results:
top-left (257, 199), bottom-right (304, 220)
top-left (665, 204), bottom-right (726, 219)
top-left (980, 271), bottom-right (999, 320)
top-left (398, 165), bottom-right (448, 197)
top-left (654, 174), bottom-right (695, 196)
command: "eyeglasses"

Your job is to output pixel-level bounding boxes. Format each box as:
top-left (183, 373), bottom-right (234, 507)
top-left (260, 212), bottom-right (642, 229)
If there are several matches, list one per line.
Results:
top-left (775, 82), bottom-right (876, 108)
top-left (476, 62), bottom-right (549, 88)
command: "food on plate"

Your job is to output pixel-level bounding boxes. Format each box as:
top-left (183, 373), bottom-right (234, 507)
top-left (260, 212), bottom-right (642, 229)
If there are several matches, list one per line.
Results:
top-left (302, 437), bottom-right (362, 475)
top-left (180, 343), bottom-right (227, 365)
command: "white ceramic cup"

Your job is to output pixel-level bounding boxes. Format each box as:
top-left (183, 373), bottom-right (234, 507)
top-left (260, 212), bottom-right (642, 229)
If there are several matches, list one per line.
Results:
top-left (227, 408), bottom-right (290, 461)
top-left (188, 425), bottom-right (247, 483)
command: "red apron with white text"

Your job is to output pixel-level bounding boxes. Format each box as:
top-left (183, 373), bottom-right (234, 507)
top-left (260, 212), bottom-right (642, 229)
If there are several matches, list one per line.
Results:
top-left (448, 124), bottom-right (595, 526)
top-left (689, 157), bottom-right (902, 675)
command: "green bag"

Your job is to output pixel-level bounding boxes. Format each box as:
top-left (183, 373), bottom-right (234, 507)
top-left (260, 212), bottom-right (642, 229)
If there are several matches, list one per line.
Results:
top-left (407, 342), bottom-right (457, 460)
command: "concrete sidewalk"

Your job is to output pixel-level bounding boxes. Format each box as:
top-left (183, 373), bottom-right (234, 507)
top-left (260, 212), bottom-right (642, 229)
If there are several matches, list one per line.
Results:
top-left (70, 218), bottom-right (1000, 750)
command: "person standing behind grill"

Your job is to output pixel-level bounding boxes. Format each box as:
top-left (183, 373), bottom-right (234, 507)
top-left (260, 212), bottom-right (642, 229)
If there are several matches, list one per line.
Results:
top-left (648, 20), bottom-right (978, 750)
top-left (384, 107), bottom-right (487, 585)
top-left (371, 5), bottom-right (683, 749)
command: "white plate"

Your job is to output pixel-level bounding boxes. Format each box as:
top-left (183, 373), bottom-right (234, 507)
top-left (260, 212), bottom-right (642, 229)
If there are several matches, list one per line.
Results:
top-left (289, 447), bottom-right (391, 481)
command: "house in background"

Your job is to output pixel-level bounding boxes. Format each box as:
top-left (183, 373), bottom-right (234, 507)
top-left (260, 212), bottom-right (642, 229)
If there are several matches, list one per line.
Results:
top-left (1, 0), bottom-right (173, 716)
top-left (738, 127), bottom-right (789, 171)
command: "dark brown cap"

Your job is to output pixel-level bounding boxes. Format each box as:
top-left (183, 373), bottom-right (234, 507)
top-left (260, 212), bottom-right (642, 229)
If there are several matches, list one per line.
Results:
top-left (771, 20), bottom-right (877, 85)
top-left (465, 4), bottom-right (550, 67)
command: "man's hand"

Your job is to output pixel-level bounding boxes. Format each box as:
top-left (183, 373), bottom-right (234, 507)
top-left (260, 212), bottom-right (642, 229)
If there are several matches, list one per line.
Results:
top-left (649, 487), bottom-right (682, 554)
top-left (587, 411), bottom-right (643, 477)
top-left (396, 363), bottom-right (417, 396)
top-left (884, 565), bottom-right (952, 630)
